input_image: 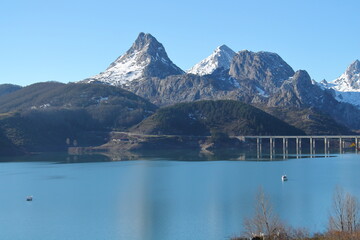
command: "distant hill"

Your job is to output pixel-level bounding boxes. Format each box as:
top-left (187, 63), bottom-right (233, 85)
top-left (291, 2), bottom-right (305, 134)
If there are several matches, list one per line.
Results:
top-left (0, 111), bottom-right (111, 153)
top-left (260, 107), bottom-right (353, 135)
top-left (0, 114), bottom-right (25, 156)
top-left (0, 82), bottom-right (157, 128)
top-left (0, 82), bottom-right (157, 154)
top-left (131, 100), bottom-right (305, 136)
top-left (0, 84), bottom-right (22, 97)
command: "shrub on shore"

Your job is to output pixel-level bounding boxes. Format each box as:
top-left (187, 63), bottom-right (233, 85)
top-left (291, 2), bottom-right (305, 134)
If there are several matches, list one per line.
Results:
top-left (231, 187), bottom-right (360, 240)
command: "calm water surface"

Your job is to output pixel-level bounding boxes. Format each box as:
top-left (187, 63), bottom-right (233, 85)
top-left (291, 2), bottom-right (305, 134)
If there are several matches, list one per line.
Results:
top-left (0, 151), bottom-right (360, 240)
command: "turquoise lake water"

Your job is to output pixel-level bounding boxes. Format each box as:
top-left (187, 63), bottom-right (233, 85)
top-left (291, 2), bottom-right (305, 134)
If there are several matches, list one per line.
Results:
top-left (0, 151), bottom-right (359, 240)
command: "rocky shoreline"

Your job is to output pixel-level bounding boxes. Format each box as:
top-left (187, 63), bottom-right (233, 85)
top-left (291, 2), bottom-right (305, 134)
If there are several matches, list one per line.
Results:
top-left (68, 132), bottom-right (244, 154)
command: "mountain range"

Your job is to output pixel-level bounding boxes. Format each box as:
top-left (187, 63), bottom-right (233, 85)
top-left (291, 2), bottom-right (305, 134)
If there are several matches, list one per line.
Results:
top-left (81, 32), bottom-right (360, 131)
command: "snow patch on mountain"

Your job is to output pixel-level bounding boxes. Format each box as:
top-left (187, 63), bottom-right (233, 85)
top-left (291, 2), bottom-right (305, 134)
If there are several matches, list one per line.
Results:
top-left (187, 45), bottom-right (235, 76)
top-left (333, 92), bottom-right (360, 108)
top-left (256, 86), bottom-right (269, 97)
top-left (88, 50), bottom-right (150, 86)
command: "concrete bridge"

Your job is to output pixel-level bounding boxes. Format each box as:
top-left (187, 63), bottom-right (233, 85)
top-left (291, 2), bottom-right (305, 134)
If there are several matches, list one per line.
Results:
top-left (236, 136), bottom-right (360, 159)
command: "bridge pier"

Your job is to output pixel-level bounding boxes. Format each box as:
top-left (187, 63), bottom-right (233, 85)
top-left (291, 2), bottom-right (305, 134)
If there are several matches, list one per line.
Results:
top-left (282, 138), bottom-right (285, 159)
top-left (269, 138), bottom-right (273, 159)
top-left (340, 137), bottom-right (343, 153)
top-left (286, 138), bottom-right (289, 156)
top-left (356, 138), bottom-right (358, 154)
top-left (295, 137), bottom-right (299, 157)
top-left (324, 138), bottom-right (327, 155)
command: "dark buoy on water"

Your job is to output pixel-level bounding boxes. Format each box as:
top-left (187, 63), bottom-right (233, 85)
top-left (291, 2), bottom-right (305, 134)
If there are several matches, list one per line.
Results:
top-left (26, 196), bottom-right (33, 201)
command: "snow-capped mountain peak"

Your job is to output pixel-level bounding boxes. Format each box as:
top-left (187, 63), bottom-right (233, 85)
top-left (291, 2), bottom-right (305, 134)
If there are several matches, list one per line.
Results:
top-left (83, 32), bottom-right (184, 86)
top-left (187, 44), bottom-right (235, 76)
top-left (330, 60), bottom-right (360, 92)
top-left (319, 59), bottom-right (360, 109)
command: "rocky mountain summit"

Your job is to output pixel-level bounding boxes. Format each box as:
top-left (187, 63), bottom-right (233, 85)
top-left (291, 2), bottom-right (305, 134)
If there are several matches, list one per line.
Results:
top-left (187, 45), bottom-right (235, 76)
top-left (268, 70), bottom-right (360, 129)
top-left (229, 50), bottom-right (295, 91)
top-left (83, 33), bottom-right (184, 86)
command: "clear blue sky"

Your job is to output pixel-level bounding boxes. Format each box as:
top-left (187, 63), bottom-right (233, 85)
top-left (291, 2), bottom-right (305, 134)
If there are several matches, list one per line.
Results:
top-left (1, 0), bottom-right (359, 86)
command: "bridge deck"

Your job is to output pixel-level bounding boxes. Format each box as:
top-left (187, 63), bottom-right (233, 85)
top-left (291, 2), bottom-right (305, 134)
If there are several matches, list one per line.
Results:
top-left (239, 136), bottom-right (360, 139)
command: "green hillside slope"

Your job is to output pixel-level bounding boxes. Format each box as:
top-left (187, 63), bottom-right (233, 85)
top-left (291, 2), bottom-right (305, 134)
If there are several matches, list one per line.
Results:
top-left (0, 82), bottom-right (157, 154)
top-left (132, 100), bottom-right (305, 136)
